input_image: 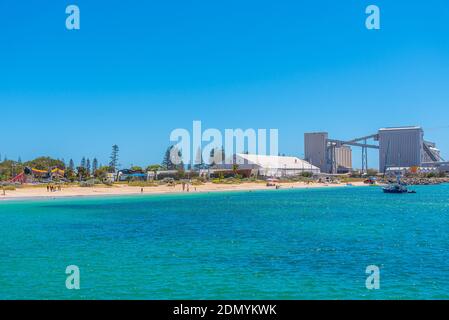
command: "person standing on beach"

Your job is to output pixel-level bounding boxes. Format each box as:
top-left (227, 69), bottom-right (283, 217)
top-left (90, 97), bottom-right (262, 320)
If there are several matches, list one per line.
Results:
top-left (2, 186), bottom-right (5, 196)
top-left (141, 187), bottom-right (144, 193)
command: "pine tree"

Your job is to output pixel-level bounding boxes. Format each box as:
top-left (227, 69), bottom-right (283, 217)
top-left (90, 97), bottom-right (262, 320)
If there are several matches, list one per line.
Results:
top-left (86, 158), bottom-right (91, 175)
top-left (81, 157), bottom-right (86, 168)
top-left (69, 159), bottom-right (75, 170)
top-left (92, 158), bottom-right (98, 174)
top-left (193, 147), bottom-right (203, 170)
top-left (109, 145), bottom-right (119, 172)
top-left (209, 148), bottom-right (224, 167)
top-left (18, 156), bottom-right (22, 164)
top-left (177, 149), bottom-right (184, 171)
top-left (219, 147), bottom-right (225, 164)
top-left (162, 146), bottom-right (176, 170)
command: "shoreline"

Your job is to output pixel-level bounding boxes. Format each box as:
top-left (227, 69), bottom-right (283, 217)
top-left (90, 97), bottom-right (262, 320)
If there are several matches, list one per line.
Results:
top-left (0, 181), bottom-right (367, 202)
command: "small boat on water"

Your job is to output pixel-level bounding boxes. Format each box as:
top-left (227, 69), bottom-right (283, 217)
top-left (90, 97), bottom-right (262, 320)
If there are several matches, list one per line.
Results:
top-left (382, 175), bottom-right (415, 194)
top-left (382, 183), bottom-right (408, 193)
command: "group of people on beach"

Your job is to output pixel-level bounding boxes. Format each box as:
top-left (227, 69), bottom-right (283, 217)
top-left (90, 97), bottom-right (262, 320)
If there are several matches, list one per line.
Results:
top-left (181, 181), bottom-right (196, 192)
top-left (137, 182), bottom-right (196, 195)
top-left (182, 182), bottom-right (190, 192)
top-left (47, 184), bottom-right (61, 192)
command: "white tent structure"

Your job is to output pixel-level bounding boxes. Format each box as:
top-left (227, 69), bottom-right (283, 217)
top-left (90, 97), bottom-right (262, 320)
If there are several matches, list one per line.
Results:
top-left (232, 153), bottom-right (320, 177)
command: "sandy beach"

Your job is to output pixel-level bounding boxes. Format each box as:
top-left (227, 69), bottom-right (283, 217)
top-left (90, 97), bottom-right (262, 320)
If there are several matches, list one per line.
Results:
top-left (0, 181), bottom-right (367, 201)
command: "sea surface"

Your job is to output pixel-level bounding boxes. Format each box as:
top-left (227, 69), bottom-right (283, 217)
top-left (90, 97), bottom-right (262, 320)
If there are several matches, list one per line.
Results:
top-left (1, 184), bottom-right (449, 299)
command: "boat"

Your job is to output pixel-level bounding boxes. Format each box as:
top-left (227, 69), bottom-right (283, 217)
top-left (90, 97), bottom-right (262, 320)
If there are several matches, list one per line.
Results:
top-left (382, 183), bottom-right (408, 193)
top-left (382, 175), bottom-right (410, 194)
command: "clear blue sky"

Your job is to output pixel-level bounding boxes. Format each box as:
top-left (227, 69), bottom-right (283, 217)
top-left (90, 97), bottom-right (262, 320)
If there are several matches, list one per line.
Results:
top-left (1, 0), bottom-right (448, 169)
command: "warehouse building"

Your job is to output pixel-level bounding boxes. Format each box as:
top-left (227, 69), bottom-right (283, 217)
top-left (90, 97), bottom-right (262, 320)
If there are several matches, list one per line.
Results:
top-left (235, 153), bottom-right (320, 177)
top-left (216, 153), bottom-right (320, 177)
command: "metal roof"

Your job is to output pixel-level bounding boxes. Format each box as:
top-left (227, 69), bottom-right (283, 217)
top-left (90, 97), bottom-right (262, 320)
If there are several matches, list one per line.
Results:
top-left (235, 153), bottom-right (319, 170)
top-left (378, 126), bottom-right (422, 131)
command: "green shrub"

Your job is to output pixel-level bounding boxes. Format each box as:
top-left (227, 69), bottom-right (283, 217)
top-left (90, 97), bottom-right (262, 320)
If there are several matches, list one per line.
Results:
top-left (301, 172), bottom-right (313, 178)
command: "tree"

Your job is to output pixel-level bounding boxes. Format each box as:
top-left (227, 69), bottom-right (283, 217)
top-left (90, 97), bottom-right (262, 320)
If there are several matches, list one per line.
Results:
top-left (177, 148), bottom-right (185, 171)
top-left (18, 156), bottom-right (22, 164)
top-left (76, 166), bottom-right (89, 181)
top-left (86, 158), bottom-right (91, 175)
top-left (130, 166), bottom-right (143, 173)
top-left (301, 171), bottom-right (313, 178)
top-left (177, 168), bottom-right (186, 179)
top-left (146, 164), bottom-right (162, 172)
top-left (210, 147), bottom-right (225, 167)
top-left (0, 160), bottom-right (24, 181)
top-left (92, 158), bottom-right (98, 174)
top-left (65, 168), bottom-right (76, 182)
top-left (162, 146), bottom-right (177, 170)
top-left (193, 147), bottom-right (203, 171)
top-left (210, 148), bottom-right (214, 162)
top-left (219, 147), bottom-right (225, 163)
top-left (109, 145), bottom-right (119, 172)
top-left (94, 166), bottom-right (112, 181)
top-left (69, 159), bottom-right (75, 171)
top-left (80, 157), bottom-right (86, 168)
top-left (24, 157), bottom-right (65, 171)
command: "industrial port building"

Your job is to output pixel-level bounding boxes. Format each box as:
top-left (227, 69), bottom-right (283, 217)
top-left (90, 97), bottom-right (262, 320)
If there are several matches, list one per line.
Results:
top-left (304, 132), bottom-right (353, 173)
top-left (379, 126), bottom-right (423, 172)
top-left (305, 126), bottom-right (444, 174)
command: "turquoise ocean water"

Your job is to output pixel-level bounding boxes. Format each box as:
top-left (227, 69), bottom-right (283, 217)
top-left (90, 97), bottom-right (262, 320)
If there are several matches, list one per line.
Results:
top-left (1, 185), bottom-right (449, 299)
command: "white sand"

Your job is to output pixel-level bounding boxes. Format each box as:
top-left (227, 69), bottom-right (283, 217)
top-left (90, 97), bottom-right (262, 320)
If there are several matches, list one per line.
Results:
top-left (0, 181), bottom-right (367, 201)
